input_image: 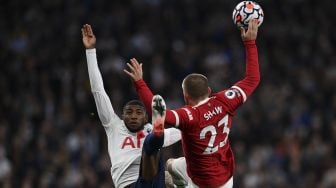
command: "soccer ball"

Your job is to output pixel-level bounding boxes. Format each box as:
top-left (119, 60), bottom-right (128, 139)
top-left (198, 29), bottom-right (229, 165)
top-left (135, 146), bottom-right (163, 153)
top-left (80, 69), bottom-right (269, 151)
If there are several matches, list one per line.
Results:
top-left (232, 1), bottom-right (264, 28)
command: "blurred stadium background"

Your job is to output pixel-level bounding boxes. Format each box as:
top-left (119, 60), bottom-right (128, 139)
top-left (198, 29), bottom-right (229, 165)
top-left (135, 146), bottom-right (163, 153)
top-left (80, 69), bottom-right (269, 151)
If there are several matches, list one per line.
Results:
top-left (1, 0), bottom-right (335, 187)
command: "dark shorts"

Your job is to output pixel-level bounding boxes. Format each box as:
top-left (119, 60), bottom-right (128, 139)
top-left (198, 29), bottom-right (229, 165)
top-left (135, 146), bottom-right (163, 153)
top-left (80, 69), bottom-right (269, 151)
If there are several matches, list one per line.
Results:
top-left (133, 157), bottom-right (165, 188)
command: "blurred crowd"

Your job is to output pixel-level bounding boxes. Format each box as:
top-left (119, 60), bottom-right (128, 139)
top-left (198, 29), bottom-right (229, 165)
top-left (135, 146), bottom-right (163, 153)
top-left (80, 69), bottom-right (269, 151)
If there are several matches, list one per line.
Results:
top-left (1, 0), bottom-right (336, 187)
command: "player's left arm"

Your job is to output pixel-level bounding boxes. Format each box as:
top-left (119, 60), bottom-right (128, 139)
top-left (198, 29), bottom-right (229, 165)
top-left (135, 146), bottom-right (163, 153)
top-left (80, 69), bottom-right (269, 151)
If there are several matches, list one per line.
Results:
top-left (124, 59), bottom-right (183, 127)
top-left (220, 20), bottom-right (260, 111)
top-left (162, 128), bottom-right (181, 147)
top-left (235, 19), bottom-right (260, 98)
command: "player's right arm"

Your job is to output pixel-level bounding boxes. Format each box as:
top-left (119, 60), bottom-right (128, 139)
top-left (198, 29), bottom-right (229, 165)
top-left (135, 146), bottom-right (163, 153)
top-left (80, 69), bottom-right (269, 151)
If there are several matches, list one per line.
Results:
top-left (124, 59), bottom-right (183, 128)
top-left (82, 24), bottom-right (120, 126)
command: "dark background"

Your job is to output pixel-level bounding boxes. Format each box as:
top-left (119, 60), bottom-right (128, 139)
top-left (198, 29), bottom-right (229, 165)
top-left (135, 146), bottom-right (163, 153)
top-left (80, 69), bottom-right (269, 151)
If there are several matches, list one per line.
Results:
top-left (0, 0), bottom-right (335, 187)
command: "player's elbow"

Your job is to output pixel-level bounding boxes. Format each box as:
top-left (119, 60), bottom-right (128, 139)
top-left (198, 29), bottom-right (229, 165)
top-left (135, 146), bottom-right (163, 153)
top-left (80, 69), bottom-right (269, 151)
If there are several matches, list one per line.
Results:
top-left (90, 88), bottom-right (99, 94)
top-left (246, 74), bottom-right (260, 87)
top-left (255, 75), bottom-right (261, 86)
top-left (252, 77), bottom-right (261, 91)
top-left (166, 159), bottom-right (174, 173)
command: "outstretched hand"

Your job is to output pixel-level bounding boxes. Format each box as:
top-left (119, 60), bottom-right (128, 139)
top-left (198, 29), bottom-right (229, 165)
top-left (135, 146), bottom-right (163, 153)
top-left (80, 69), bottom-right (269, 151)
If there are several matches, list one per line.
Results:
top-left (124, 58), bottom-right (143, 82)
top-left (81, 24), bottom-right (96, 49)
top-left (240, 19), bottom-right (259, 41)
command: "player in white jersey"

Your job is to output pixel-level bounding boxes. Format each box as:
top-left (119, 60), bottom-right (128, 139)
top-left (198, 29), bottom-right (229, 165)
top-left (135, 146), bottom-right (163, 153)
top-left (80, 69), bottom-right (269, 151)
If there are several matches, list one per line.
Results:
top-left (81, 24), bottom-right (181, 188)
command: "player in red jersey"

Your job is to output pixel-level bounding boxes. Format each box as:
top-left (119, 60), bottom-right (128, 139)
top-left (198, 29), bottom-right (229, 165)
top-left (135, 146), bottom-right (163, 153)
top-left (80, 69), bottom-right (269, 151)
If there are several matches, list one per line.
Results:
top-left (124, 19), bottom-right (260, 188)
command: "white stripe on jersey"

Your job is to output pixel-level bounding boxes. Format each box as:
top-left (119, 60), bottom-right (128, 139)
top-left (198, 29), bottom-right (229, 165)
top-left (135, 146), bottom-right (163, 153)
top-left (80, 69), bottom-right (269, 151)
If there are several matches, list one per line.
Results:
top-left (232, 86), bottom-right (247, 103)
top-left (171, 110), bottom-right (180, 127)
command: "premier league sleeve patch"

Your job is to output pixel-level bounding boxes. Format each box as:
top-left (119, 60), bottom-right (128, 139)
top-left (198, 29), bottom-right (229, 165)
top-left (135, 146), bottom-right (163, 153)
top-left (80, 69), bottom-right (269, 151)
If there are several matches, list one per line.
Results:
top-left (224, 88), bottom-right (241, 99)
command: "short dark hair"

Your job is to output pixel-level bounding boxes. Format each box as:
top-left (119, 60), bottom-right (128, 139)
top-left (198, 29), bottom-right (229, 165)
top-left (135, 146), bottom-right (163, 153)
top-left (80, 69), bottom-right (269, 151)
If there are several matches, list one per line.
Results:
top-left (182, 73), bottom-right (209, 100)
top-left (124, 100), bottom-right (145, 109)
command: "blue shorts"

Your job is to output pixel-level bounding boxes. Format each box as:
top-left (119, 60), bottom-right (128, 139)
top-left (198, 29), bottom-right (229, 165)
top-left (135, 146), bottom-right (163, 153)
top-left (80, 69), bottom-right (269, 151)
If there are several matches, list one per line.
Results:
top-left (133, 156), bottom-right (165, 188)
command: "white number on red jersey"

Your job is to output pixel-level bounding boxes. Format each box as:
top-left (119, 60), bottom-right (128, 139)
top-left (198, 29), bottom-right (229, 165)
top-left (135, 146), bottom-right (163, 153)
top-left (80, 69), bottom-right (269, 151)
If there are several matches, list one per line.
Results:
top-left (199, 114), bottom-right (230, 154)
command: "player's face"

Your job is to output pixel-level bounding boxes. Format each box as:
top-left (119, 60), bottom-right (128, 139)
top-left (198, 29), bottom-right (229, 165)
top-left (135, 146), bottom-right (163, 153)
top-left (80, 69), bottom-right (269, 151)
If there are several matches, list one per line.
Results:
top-left (122, 105), bottom-right (147, 132)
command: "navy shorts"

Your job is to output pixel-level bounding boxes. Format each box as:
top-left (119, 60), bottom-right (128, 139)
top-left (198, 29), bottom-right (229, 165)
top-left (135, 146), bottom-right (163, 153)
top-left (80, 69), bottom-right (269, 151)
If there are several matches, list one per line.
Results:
top-left (133, 157), bottom-right (165, 188)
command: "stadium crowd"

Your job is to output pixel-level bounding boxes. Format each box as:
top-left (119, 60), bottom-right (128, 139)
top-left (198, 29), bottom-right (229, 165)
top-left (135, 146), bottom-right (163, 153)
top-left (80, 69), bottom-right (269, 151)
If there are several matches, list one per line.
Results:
top-left (0, 0), bottom-right (335, 187)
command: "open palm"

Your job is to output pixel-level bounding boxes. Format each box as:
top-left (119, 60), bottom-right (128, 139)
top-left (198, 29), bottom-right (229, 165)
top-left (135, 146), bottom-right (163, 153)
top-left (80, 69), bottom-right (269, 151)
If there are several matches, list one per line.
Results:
top-left (81, 24), bottom-right (96, 49)
top-left (241, 19), bottom-right (259, 41)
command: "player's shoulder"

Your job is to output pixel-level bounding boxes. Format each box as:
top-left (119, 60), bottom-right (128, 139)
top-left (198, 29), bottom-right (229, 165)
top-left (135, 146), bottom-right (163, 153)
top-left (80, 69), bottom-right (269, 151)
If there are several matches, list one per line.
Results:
top-left (175, 104), bottom-right (194, 112)
top-left (213, 87), bottom-right (243, 101)
top-left (174, 105), bottom-right (198, 123)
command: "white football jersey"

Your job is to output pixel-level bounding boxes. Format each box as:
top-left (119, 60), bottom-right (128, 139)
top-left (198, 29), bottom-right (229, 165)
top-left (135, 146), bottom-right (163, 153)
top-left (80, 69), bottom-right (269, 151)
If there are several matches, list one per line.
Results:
top-left (86, 49), bottom-right (181, 188)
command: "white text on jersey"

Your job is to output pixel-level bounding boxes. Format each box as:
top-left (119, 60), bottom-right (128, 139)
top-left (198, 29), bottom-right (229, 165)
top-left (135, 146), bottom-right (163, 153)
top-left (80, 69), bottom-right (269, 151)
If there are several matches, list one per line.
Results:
top-left (203, 106), bottom-right (223, 121)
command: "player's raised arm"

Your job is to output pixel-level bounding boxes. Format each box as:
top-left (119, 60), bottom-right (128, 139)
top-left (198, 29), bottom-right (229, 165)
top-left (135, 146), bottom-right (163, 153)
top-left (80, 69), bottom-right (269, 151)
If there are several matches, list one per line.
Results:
top-left (124, 59), bottom-right (179, 127)
top-left (82, 24), bottom-right (96, 49)
top-left (228, 19), bottom-right (260, 104)
top-left (82, 24), bottom-right (119, 126)
top-left (240, 19), bottom-right (259, 42)
top-left (124, 58), bottom-right (154, 114)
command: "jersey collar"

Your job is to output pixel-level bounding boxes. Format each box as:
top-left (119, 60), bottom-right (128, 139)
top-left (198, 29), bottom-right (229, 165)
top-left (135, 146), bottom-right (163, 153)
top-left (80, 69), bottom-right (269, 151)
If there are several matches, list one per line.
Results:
top-left (193, 97), bottom-right (210, 107)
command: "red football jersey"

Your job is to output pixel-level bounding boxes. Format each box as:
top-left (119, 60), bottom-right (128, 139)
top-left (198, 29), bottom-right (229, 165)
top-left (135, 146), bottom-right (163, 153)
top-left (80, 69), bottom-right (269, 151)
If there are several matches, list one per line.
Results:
top-left (134, 40), bottom-right (259, 187)
top-left (168, 87), bottom-right (246, 186)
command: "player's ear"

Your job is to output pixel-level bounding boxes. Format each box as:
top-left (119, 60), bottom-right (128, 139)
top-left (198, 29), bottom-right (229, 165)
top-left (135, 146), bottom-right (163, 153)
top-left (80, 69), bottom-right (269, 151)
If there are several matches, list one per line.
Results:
top-left (121, 108), bottom-right (126, 119)
top-left (183, 93), bottom-right (189, 104)
top-left (144, 113), bottom-right (148, 123)
top-left (185, 93), bottom-right (189, 99)
top-left (207, 87), bottom-right (212, 96)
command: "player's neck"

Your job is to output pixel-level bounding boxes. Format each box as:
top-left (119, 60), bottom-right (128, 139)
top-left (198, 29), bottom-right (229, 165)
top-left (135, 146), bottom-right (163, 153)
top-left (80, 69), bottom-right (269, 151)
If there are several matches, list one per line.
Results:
top-left (188, 97), bottom-right (208, 106)
top-left (188, 100), bottom-right (197, 106)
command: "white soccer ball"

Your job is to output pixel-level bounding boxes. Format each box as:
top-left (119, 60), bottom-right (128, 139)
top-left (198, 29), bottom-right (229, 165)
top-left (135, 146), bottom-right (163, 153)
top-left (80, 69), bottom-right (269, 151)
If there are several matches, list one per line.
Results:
top-left (232, 1), bottom-right (264, 28)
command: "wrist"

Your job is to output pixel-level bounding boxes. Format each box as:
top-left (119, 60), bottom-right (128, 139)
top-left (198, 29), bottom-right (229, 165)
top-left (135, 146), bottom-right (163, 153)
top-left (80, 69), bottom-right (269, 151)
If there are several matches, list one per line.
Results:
top-left (243, 40), bottom-right (256, 45)
top-left (135, 79), bottom-right (144, 83)
top-left (86, 48), bottom-right (96, 53)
